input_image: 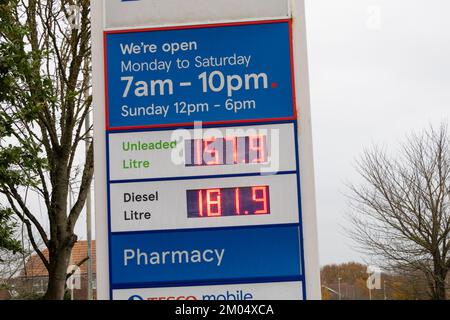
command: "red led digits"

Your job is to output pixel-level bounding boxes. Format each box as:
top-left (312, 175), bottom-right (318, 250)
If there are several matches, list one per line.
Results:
top-left (252, 186), bottom-right (269, 214)
top-left (203, 137), bottom-right (220, 165)
top-left (206, 189), bottom-right (222, 217)
top-left (249, 135), bottom-right (267, 163)
top-left (195, 139), bottom-right (203, 166)
top-left (187, 186), bottom-right (270, 218)
top-left (235, 188), bottom-right (241, 215)
top-left (186, 135), bottom-right (268, 166)
top-left (198, 190), bottom-right (203, 217)
top-left (224, 136), bottom-right (238, 164)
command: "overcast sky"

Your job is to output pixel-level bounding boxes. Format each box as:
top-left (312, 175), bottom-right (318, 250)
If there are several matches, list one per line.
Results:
top-left (67, 0), bottom-right (450, 267)
top-left (306, 0), bottom-right (450, 265)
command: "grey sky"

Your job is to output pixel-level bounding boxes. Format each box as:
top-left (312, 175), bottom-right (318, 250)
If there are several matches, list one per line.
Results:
top-left (47, 0), bottom-right (450, 268)
top-left (306, 0), bottom-right (450, 265)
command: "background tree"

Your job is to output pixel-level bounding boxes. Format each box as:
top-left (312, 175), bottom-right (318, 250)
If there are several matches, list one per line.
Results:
top-left (320, 262), bottom-right (372, 300)
top-left (0, 232), bottom-right (40, 296)
top-left (348, 124), bottom-right (450, 300)
top-left (0, 0), bottom-right (92, 300)
top-left (0, 6), bottom-right (21, 258)
top-left (320, 262), bottom-right (430, 300)
top-left (387, 270), bottom-right (430, 300)
top-left (0, 208), bottom-right (21, 255)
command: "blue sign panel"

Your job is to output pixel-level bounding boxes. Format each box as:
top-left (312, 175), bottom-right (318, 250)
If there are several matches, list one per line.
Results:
top-left (110, 225), bottom-right (302, 286)
top-left (103, 20), bottom-right (306, 300)
top-left (105, 21), bottom-right (295, 129)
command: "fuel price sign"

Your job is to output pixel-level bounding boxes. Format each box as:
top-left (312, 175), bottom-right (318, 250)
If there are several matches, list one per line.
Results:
top-left (93, 0), bottom-right (319, 301)
top-left (187, 186), bottom-right (270, 218)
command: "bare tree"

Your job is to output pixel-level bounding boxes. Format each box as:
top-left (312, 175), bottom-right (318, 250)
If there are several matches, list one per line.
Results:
top-left (0, 231), bottom-right (41, 298)
top-left (348, 124), bottom-right (450, 300)
top-left (0, 250), bottom-right (25, 285)
top-left (0, 0), bottom-right (92, 299)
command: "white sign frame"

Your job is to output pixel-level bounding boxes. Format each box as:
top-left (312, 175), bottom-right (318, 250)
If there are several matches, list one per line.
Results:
top-left (92, 0), bottom-right (321, 300)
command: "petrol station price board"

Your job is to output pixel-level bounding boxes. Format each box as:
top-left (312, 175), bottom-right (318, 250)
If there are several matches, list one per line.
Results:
top-left (103, 19), bottom-right (307, 300)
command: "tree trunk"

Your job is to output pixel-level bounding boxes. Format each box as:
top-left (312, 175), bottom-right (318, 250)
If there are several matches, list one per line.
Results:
top-left (43, 244), bottom-right (73, 300)
top-left (433, 272), bottom-right (448, 300)
top-left (430, 262), bottom-right (448, 300)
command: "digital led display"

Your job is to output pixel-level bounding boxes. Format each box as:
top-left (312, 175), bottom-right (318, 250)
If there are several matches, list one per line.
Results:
top-left (187, 186), bottom-right (270, 218)
top-left (185, 135), bottom-right (268, 166)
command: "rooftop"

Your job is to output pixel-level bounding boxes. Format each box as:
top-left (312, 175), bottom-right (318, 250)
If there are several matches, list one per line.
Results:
top-left (21, 241), bottom-right (96, 278)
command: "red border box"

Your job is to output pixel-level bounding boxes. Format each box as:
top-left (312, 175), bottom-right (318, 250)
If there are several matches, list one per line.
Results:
top-left (103, 19), bottom-right (298, 131)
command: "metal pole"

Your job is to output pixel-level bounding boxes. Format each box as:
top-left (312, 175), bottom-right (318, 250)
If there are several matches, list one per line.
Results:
top-left (86, 117), bottom-right (93, 301)
top-left (69, 188), bottom-right (74, 302)
top-left (338, 277), bottom-right (342, 300)
top-left (85, 72), bottom-right (93, 300)
top-left (384, 280), bottom-right (387, 300)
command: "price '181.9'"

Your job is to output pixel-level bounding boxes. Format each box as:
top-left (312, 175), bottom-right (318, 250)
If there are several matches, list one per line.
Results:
top-left (186, 186), bottom-right (271, 218)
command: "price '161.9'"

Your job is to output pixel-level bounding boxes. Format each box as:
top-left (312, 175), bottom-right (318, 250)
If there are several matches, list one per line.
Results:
top-left (185, 135), bottom-right (267, 167)
top-left (186, 186), bottom-right (270, 218)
